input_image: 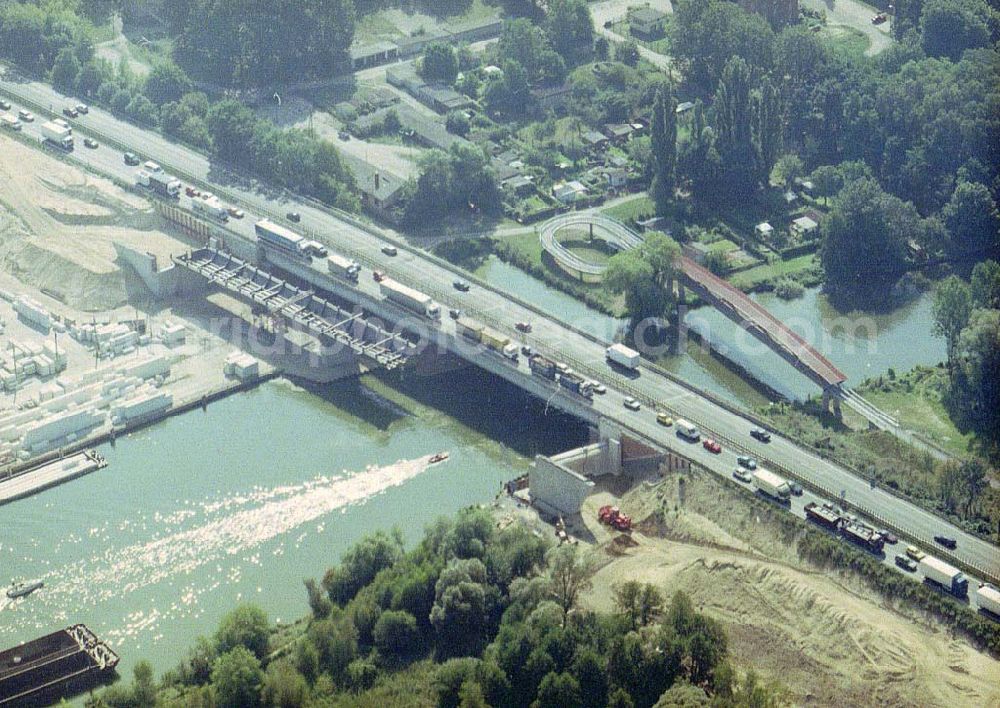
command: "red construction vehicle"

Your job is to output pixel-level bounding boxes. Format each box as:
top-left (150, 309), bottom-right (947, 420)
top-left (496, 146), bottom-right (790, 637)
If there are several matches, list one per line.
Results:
top-left (598, 505), bottom-right (632, 532)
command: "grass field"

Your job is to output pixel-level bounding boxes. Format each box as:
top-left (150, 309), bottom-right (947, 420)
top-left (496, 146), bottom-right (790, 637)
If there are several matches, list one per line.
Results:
top-left (602, 195), bottom-right (655, 223)
top-left (729, 254), bottom-right (819, 289)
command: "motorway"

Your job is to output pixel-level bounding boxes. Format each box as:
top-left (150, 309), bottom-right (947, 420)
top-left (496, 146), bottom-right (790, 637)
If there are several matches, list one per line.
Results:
top-left (0, 72), bottom-right (997, 585)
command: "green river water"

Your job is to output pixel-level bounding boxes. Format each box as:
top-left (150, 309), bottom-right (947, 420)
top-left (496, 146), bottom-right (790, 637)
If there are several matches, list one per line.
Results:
top-left (0, 367), bottom-right (586, 678)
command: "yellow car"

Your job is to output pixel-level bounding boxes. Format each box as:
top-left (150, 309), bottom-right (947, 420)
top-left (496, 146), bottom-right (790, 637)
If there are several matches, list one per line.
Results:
top-left (905, 545), bottom-right (925, 562)
top-left (656, 411), bottom-right (673, 426)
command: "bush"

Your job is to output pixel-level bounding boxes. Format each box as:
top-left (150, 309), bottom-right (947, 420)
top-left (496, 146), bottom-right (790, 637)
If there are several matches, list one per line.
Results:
top-left (372, 610), bottom-right (421, 659)
top-left (774, 278), bottom-right (805, 299)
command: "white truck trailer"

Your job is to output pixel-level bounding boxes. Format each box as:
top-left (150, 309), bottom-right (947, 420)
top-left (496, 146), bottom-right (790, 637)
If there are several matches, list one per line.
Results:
top-left (918, 556), bottom-right (968, 597)
top-left (137, 170), bottom-right (181, 198)
top-left (975, 583), bottom-right (1000, 616)
top-left (40, 120), bottom-right (73, 150)
top-left (751, 469), bottom-right (791, 502)
top-left (191, 194), bottom-right (229, 221)
top-left (379, 278), bottom-right (440, 319)
top-left (327, 253), bottom-right (360, 282)
top-left (606, 343), bottom-right (640, 370)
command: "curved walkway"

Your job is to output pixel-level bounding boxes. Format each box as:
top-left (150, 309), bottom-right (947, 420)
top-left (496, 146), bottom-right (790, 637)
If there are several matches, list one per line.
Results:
top-left (539, 212), bottom-right (644, 277)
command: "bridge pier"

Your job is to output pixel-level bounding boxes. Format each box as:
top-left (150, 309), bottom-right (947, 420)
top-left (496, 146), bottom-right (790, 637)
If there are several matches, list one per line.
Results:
top-left (821, 388), bottom-right (842, 418)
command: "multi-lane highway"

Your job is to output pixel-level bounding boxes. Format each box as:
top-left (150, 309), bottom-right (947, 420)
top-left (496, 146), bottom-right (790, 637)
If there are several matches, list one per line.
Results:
top-left (1, 71), bottom-right (997, 584)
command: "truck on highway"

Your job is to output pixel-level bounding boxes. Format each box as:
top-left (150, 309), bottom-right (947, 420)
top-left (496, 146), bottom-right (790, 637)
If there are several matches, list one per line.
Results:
top-left (1, 114), bottom-right (22, 131)
top-left (918, 556), bottom-right (968, 597)
top-left (191, 193), bottom-right (229, 221)
top-left (326, 253), bottom-right (360, 283)
top-left (137, 169), bottom-right (181, 198)
top-left (558, 371), bottom-right (593, 399)
top-left (606, 343), bottom-right (640, 370)
top-left (40, 120), bottom-right (73, 150)
top-left (379, 278), bottom-right (440, 320)
top-left (255, 219), bottom-right (310, 260)
top-left (675, 419), bottom-right (700, 442)
top-left (804, 502), bottom-right (843, 530)
top-left (975, 583), bottom-right (1000, 616)
top-left (456, 317), bottom-right (484, 342)
top-left (751, 469), bottom-right (791, 502)
top-left (840, 520), bottom-right (885, 553)
top-left (529, 354), bottom-right (557, 380)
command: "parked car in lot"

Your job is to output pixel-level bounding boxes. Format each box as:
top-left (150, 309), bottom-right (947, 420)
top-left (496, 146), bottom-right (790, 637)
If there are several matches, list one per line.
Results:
top-left (894, 554), bottom-right (917, 572)
top-left (750, 428), bottom-right (771, 442)
top-left (453, 279), bottom-right (470, 292)
top-left (789, 482), bottom-right (803, 496)
top-left (228, 207), bottom-right (245, 219)
top-left (733, 468), bottom-right (752, 483)
top-left (934, 535), bottom-right (957, 549)
top-left (62, 106), bottom-right (78, 118)
top-left (286, 211), bottom-right (301, 222)
top-left (123, 152), bottom-right (140, 165)
top-left (905, 545), bottom-right (925, 561)
top-left (702, 438), bottom-right (722, 454)
top-left (656, 411), bottom-right (673, 426)
top-left (516, 321), bottom-right (532, 333)
top-left (17, 109), bottom-right (33, 122)
top-left (83, 137), bottom-right (98, 149)
top-left (878, 530), bottom-right (898, 544)
top-left (381, 245), bottom-right (397, 256)
top-left (736, 455), bottom-right (757, 470)
top-left (623, 397), bottom-right (641, 411)
top-left (0, 99), bottom-right (10, 110)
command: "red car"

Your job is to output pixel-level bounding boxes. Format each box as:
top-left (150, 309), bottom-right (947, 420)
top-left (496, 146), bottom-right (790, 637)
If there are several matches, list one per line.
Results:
top-left (185, 186), bottom-right (200, 198)
top-left (702, 438), bottom-right (722, 454)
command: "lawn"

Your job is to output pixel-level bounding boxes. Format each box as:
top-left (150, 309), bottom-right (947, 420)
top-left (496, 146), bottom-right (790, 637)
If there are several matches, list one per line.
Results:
top-left (729, 254), bottom-right (819, 289)
top-left (823, 24), bottom-right (871, 58)
top-left (602, 195), bottom-right (655, 223)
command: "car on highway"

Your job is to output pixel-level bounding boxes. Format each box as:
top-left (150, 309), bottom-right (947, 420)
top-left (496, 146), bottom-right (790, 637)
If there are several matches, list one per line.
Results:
top-left (789, 482), bottom-right (803, 496)
top-left (623, 397), bottom-right (641, 411)
top-left (453, 279), bottom-right (470, 292)
top-left (17, 109), bottom-right (33, 122)
top-left (590, 381), bottom-right (606, 395)
top-left (449, 308), bottom-right (462, 320)
top-left (185, 186), bottom-right (200, 197)
top-left (736, 455), bottom-right (757, 470)
top-left (75, 103), bottom-right (89, 114)
top-left (555, 362), bottom-right (570, 375)
top-left (144, 160), bottom-right (162, 172)
top-left (522, 345), bottom-right (534, 357)
top-left (905, 545), bottom-right (925, 562)
top-left (228, 207), bottom-right (245, 219)
top-left (287, 211), bottom-right (301, 222)
top-left (381, 245), bottom-right (398, 256)
top-left (0, 99), bottom-right (10, 110)
top-left (62, 106), bottom-right (78, 118)
top-left (878, 530), bottom-right (898, 544)
top-left (733, 468), bottom-right (752, 483)
top-left (702, 438), bottom-right (722, 454)
top-left (934, 535), bottom-right (957, 549)
top-left (894, 554), bottom-right (917, 572)
top-left (123, 152), bottom-right (140, 165)
top-left (372, 270), bottom-right (386, 282)
top-left (656, 411), bottom-right (673, 426)
top-left (83, 137), bottom-right (99, 149)
top-left (1, 115), bottom-right (21, 131)
top-left (750, 428), bottom-right (771, 442)
top-left (516, 321), bottom-right (532, 333)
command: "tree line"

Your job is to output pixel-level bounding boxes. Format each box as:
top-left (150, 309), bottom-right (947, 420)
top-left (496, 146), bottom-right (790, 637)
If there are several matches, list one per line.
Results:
top-left (88, 507), bottom-right (781, 708)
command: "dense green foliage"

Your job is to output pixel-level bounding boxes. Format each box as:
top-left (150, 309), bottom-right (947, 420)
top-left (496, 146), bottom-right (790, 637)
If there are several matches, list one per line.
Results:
top-left (401, 145), bottom-right (502, 225)
top-left (605, 231), bottom-right (680, 323)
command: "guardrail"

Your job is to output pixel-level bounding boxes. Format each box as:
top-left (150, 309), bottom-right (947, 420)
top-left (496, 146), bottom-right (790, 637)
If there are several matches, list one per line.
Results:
top-left (2, 81), bottom-right (994, 582)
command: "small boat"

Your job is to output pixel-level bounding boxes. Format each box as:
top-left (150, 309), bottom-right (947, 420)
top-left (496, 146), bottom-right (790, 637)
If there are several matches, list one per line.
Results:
top-left (428, 452), bottom-right (449, 464)
top-left (7, 580), bottom-right (43, 599)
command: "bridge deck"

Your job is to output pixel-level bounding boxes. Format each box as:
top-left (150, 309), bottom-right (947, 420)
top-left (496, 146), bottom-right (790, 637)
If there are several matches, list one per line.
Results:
top-left (679, 257), bottom-right (846, 387)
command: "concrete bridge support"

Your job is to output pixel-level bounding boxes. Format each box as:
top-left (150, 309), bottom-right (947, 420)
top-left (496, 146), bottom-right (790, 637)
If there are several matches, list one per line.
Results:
top-left (821, 387), bottom-right (843, 418)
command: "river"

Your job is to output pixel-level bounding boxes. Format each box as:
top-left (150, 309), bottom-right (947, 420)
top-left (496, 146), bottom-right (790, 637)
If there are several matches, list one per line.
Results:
top-left (0, 366), bottom-right (586, 677)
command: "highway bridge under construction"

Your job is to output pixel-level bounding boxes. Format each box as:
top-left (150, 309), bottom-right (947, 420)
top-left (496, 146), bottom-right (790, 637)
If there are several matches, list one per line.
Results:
top-left (0, 624), bottom-right (119, 707)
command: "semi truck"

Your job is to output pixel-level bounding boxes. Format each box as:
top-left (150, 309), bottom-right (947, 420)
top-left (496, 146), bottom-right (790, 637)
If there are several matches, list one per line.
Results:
top-left (40, 120), bottom-right (73, 150)
top-left (751, 469), bottom-right (791, 502)
top-left (137, 169), bottom-right (181, 198)
top-left (918, 556), bottom-right (968, 597)
top-left (326, 253), bottom-right (360, 282)
top-left (558, 371), bottom-right (593, 398)
top-left (975, 583), bottom-right (1000, 616)
top-left (529, 354), bottom-right (557, 380)
top-left (606, 343), bottom-right (640, 370)
top-left (255, 219), bottom-right (310, 260)
top-left (456, 317), bottom-right (484, 341)
top-left (804, 502), bottom-right (843, 530)
top-left (379, 278), bottom-right (440, 320)
top-left (840, 520), bottom-right (885, 553)
top-left (191, 193), bottom-right (229, 221)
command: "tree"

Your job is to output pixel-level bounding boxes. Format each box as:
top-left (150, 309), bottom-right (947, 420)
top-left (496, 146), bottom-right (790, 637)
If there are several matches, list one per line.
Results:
top-left (534, 671), bottom-right (582, 708)
top-left (771, 154), bottom-right (804, 190)
top-left (615, 40), bottom-right (640, 67)
top-left (216, 604), bottom-right (270, 660)
top-left (605, 231), bottom-right (681, 323)
top-left (144, 61), bottom-right (193, 105)
top-left (50, 47), bottom-right (80, 91)
top-left (206, 100), bottom-right (261, 165)
top-left (941, 182), bottom-right (1000, 260)
top-left (434, 658), bottom-right (481, 708)
top-left (430, 558), bottom-right (499, 657)
top-left (372, 610), bottom-right (421, 659)
top-left (714, 57), bottom-right (756, 200)
top-left (970, 260), bottom-right (1000, 309)
top-left (939, 458), bottom-right (989, 517)
top-left (422, 43), bottom-right (459, 84)
top-left (952, 309), bottom-right (1000, 445)
top-left (211, 647), bottom-right (263, 708)
top-left (132, 660), bottom-right (156, 707)
top-left (446, 110), bottom-right (471, 136)
top-left (920, 0), bottom-right (992, 60)
top-left (323, 529), bottom-right (403, 605)
top-left (650, 86), bottom-right (678, 217)
top-left (819, 178), bottom-right (913, 307)
top-left (809, 165), bottom-right (841, 205)
top-left (545, 545), bottom-right (592, 622)
top-left (932, 276), bottom-right (972, 354)
top-left (544, 0), bottom-right (593, 64)
top-left (261, 663), bottom-right (309, 708)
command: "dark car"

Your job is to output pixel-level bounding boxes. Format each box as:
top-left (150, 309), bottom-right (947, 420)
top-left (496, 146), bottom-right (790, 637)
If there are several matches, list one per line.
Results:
top-left (83, 137), bottom-right (99, 149)
top-left (894, 554), bottom-right (917, 572)
top-left (62, 107), bottom-right (78, 119)
top-left (934, 535), bottom-right (957, 549)
top-left (453, 279), bottom-right (470, 292)
top-left (521, 345), bottom-right (533, 357)
top-left (448, 308), bottom-right (461, 320)
top-left (0, 99), bottom-right (10, 110)
top-left (286, 211), bottom-right (301, 222)
top-left (750, 428), bottom-right (772, 443)
top-left (789, 482), bottom-right (803, 496)
top-left (736, 455), bottom-right (757, 470)
top-left (123, 152), bottom-right (140, 166)
top-left (878, 529), bottom-right (898, 545)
